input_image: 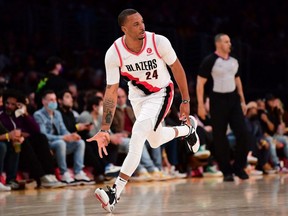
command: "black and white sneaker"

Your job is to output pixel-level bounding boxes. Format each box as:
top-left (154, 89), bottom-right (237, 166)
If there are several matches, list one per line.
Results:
top-left (182, 115), bottom-right (200, 153)
top-left (94, 184), bottom-right (118, 213)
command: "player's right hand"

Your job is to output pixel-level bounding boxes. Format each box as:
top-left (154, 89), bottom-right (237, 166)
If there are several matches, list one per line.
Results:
top-left (86, 131), bottom-right (111, 158)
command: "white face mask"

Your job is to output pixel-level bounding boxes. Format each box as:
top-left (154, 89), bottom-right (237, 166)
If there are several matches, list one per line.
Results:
top-left (98, 106), bottom-right (103, 116)
top-left (15, 106), bottom-right (25, 118)
top-left (117, 104), bottom-right (127, 109)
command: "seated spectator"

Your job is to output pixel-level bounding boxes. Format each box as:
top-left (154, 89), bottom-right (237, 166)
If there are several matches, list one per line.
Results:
top-left (0, 89), bottom-right (19, 191)
top-left (0, 123), bottom-right (21, 191)
top-left (245, 101), bottom-right (275, 175)
top-left (77, 95), bottom-right (121, 179)
top-left (260, 95), bottom-right (288, 172)
top-left (33, 90), bottom-right (92, 185)
top-left (77, 89), bottom-right (104, 114)
top-left (0, 89), bottom-right (64, 189)
top-left (57, 89), bottom-right (102, 183)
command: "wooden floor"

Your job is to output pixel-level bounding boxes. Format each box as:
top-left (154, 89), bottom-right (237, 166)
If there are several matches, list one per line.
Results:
top-left (1, 175), bottom-right (288, 216)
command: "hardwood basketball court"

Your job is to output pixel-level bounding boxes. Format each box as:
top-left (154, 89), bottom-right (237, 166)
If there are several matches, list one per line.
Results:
top-left (1, 175), bottom-right (288, 216)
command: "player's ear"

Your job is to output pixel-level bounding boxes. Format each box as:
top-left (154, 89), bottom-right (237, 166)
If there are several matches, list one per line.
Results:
top-left (121, 26), bottom-right (127, 33)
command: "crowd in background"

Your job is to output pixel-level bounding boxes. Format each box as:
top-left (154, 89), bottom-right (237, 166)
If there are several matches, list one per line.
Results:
top-left (0, 0), bottom-right (288, 100)
top-left (1, 0), bottom-right (288, 191)
top-left (1, 56), bottom-right (288, 191)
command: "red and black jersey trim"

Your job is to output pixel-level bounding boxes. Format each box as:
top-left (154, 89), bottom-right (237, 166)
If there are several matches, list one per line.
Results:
top-left (121, 72), bottom-right (161, 95)
top-left (154, 83), bottom-right (174, 131)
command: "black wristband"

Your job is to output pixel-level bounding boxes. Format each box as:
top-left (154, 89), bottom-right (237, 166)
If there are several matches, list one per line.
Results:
top-left (182, 99), bottom-right (190, 104)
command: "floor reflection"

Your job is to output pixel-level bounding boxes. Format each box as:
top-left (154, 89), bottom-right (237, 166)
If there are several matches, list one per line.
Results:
top-left (1, 175), bottom-right (288, 216)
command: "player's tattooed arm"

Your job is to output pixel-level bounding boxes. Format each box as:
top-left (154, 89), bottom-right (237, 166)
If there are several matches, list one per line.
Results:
top-left (103, 98), bottom-right (114, 125)
top-left (101, 83), bottom-right (119, 130)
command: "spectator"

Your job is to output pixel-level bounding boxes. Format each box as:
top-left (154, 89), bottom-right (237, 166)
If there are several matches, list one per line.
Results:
top-left (77, 96), bottom-right (122, 179)
top-left (33, 90), bottom-right (92, 185)
top-left (0, 89), bottom-right (64, 189)
top-left (245, 101), bottom-right (274, 175)
top-left (35, 56), bottom-right (68, 109)
top-left (67, 82), bottom-right (80, 115)
top-left (264, 94), bottom-right (288, 172)
top-left (0, 90), bottom-right (63, 189)
top-left (256, 98), bottom-right (281, 171)
top-left (0, 122), bottom-right (20, 191)
top-left (77, 89), bottom-right (104, 114)
top-left (111, 87), bottom-right (135, 136)
top-left (57, 90), bottom-right (90, 134)
top-left (57, 89), bottom-right (99, 183)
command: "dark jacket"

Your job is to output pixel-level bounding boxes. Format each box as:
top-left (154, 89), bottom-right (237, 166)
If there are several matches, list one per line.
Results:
top-left (0, 106), bottom-right (40, 135)
top-left (111, 106), bottom-right (135, 135)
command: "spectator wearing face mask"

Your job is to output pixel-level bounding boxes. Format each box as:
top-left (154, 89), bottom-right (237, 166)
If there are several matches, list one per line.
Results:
top-left (33, 90), bottom-right (93, 185)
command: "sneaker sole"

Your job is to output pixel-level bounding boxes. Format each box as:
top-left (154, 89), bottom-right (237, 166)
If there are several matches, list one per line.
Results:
top-left (94, 188), bottom-right (114, 213)
top-left (188, 115), bottom-right (200, 153)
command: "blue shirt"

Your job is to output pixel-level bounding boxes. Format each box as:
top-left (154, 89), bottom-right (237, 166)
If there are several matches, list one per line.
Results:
top-left (33, 107), bottom-right (70, 143)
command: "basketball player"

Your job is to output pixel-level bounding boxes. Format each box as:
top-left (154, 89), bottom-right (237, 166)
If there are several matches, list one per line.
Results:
top-left (86, 9), bottom-right (199, 213)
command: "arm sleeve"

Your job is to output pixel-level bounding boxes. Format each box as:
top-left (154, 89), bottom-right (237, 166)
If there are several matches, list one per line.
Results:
top-left (155, 35), bottom-right (177, 65)
top-left (105, 45), bottom-right (121, 85)
top-left (198, 54), bottom-right (217, 78)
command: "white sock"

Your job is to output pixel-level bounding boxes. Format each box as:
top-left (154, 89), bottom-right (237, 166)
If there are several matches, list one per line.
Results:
top-left (174, 125), bottom-right (190, 137)
top-left (115, 176), bottom-right (127, 198)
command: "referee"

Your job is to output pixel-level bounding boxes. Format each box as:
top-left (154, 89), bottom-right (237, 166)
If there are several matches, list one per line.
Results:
top-left (196, 33), bottom-right (249, 182)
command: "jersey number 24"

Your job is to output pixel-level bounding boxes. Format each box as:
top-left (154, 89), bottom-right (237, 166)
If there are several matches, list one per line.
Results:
top-left (146, 70), bottom-right (158, 80)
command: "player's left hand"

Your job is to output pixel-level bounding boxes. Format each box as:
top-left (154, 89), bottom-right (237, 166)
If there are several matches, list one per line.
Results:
top-left (86, 131), bottom-right (110, 158)
top-left (179, 103), bottom-right (190, 125)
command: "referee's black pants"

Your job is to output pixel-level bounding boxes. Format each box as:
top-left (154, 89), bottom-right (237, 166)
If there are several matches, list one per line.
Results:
top-left (210, 91), bottom-right (249, 175)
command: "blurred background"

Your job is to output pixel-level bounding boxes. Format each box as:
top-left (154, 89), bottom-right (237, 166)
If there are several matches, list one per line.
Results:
top-left (0, 0), bottom-right (287, 105)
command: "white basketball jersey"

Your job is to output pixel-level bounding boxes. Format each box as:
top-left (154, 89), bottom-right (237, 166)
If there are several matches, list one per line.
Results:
top-left (113, 31), bottom-right (173, 97)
